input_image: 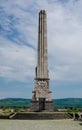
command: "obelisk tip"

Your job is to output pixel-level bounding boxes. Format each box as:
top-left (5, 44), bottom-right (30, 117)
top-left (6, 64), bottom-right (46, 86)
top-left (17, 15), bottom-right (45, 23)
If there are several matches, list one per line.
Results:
top-left (39, 10), bottom-right (46, 14)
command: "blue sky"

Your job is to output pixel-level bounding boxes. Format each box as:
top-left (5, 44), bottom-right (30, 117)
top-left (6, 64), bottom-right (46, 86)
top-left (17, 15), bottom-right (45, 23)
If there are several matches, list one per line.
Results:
top-left (0, 0), bottom-right (82, 99)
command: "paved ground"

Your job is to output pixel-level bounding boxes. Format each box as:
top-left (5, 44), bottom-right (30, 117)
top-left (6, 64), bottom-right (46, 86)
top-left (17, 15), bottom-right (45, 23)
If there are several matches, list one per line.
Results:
top-left (0, 119), bottom-right (82, 130)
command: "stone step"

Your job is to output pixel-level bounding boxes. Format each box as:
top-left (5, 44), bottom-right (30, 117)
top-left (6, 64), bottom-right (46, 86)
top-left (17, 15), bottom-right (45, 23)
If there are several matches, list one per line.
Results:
top-left (11, 112), bottom-right (73, 120)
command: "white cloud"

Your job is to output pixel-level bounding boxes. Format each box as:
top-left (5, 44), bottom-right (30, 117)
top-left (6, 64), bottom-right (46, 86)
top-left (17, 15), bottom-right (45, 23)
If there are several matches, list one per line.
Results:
top-left (0, 37), bottom-right (36, 82)
top-left (0, 0), bottom-right (82, 82)
top-left (47, 0), bottom-right (82, 81)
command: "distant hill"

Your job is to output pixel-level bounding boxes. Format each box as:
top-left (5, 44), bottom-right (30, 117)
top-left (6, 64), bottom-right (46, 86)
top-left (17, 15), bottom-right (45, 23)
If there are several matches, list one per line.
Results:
top-left (0, 98), bottom-right (31, 108)
top-left (54, 98), bottom-right (82, 108)
top-left (0, 98), bottom-right (82, 109)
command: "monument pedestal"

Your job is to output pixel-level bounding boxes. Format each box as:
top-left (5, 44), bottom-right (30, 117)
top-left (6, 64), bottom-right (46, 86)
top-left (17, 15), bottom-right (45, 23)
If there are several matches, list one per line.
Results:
top-left (45, 101), bottom-right (54, 112)
top-left (30, 100), bottom-right (54, 112)
top-left (30, 101), bottom-right (39, 112)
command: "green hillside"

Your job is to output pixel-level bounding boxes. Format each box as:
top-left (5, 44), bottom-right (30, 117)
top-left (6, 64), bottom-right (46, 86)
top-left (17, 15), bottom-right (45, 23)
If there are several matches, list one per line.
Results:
top-left (0, 98), bottom-right (82, 109)
top-left (54, 98), bottom-right (82, 108)
top-left (0, 98), bottom-right (30, 108)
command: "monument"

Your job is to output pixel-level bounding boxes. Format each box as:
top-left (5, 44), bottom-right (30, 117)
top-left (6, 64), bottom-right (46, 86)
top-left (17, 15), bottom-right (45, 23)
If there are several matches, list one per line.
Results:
top-left (30, 10), bottom-right (54, 112)
top-left (7, 10), bottom-right (72, 120)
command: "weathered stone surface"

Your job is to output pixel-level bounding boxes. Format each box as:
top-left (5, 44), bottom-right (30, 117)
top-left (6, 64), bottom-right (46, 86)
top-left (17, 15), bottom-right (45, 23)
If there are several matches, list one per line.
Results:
top-left (11, 112), bottom-right (73, 120)
top-left (30, 10), bottom-right (54, 112)
top-left (30, 101), bottom-right (39, 112)
top-left (45, 101), bottom-right (54, 112)
top-left (30, 101), bottom-right (54, 112)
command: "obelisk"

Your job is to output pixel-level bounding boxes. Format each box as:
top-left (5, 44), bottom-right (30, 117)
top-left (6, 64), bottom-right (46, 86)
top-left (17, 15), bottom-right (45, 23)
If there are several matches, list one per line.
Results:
top-left (30, 10), bottom-right (53, 112)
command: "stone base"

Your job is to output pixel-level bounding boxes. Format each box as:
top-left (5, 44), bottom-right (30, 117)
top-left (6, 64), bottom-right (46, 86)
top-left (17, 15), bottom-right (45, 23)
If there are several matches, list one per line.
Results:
top-left (30, 101), bottom-right (39, 112)
top-left (30, 100), bottom-right (54, 112)
top-left (45, 101), bottom-right (54, 112)
top-left (11, 112), bottom-right (73, 120)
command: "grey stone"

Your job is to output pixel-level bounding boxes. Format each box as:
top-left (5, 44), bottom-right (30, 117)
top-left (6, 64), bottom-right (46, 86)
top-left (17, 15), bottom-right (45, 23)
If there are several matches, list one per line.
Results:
top-left (30, 10), bottom-right (54, 112)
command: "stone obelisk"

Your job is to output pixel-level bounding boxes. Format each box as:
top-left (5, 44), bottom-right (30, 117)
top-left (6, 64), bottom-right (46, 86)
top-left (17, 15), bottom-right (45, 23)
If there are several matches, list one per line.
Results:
top-left (30, 10), bottom-right (53, 112)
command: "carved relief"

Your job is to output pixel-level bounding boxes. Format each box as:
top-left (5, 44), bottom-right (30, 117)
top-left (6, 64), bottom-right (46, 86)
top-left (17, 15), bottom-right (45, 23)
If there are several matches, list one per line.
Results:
top-left (35, 80), bottom-right (49, 99)
top-left (37, 80), bottom-right (48, 89)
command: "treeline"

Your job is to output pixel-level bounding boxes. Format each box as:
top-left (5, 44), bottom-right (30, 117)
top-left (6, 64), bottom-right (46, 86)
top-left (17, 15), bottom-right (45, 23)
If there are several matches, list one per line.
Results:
top-left (54, 98), bottom-right (82, 108)
top-left (0, 98), bottom-right (82, 109)
top-left (0, 98), bottom-right (30, 109)
top-left (0, 106), bottom-right (29, 109)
